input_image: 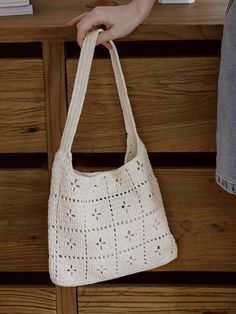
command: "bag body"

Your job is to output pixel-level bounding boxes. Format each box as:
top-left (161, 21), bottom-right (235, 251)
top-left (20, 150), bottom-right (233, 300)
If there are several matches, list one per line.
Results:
top-left (48, 28), bottom-right (178, 287)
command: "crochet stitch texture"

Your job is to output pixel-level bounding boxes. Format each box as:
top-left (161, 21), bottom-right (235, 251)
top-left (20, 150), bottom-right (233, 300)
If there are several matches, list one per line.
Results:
top-left (48, 28), bottom-right (178, 287)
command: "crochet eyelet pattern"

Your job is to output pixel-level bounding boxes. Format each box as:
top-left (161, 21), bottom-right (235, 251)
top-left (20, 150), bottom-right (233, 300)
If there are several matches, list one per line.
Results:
top-left (48, 28), bottom-right (178, 287)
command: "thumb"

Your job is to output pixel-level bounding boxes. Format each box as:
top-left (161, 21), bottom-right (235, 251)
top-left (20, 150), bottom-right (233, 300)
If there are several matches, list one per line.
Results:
top-left (96, 28), bottom-right (116, 46)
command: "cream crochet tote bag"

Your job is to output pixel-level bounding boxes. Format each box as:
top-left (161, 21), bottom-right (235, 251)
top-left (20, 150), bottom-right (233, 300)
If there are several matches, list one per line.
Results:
top-left (48, 28), bottom-right (178, 287)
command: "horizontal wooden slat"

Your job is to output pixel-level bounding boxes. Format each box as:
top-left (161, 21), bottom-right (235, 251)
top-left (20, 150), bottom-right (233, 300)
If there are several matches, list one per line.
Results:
top-left (0, 59), bottom-right (47, 152)
top-left (0, 169), bottom-right (49, 271)
top-left (77, 284), bottom-right (236, 314)
top-left (0, 286), bottom-right (56, 314)
top-left (67, 57), bottom-right (219, 153)
top-left (1, 167), bottom-right (235, 272)
top-left (0, 0), bottom-right (227, 42)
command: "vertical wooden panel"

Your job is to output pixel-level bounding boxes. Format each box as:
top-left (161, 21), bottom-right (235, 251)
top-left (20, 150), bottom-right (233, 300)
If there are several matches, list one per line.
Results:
top-left (43, 41), bottom-right (67, 169)
top-left (56, 286), bottom-right (78, 314)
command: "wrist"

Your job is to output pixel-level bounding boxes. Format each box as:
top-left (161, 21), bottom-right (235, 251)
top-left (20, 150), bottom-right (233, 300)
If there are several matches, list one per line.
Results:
top-left (128, 0), bottom-right (155, 23)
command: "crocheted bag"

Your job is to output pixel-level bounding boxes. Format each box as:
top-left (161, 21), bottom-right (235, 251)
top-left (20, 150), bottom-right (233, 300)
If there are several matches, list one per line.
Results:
top-left (48, 28), bottom-right (178, 287)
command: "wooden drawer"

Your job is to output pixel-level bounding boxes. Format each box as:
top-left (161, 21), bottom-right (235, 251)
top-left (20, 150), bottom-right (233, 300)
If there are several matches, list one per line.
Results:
top-left (77, 284), bottom-right (236, 314)
top-left (155, 167), bottom-right (236, 272)
top-left (66, 57), bottom-right (219, 153)
top-left (1, 166), bottom-right (235, 272)
top-left (0, 59), bottom-right (46, 153)
top-left (0, 169), bottom-right (49, 271)
top-left (0, 286), bottom-right (56, 314)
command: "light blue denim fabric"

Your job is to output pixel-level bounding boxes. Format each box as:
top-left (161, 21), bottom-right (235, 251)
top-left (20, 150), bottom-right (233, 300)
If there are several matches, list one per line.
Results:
top-left (215, 0), bottom-right (236, 195)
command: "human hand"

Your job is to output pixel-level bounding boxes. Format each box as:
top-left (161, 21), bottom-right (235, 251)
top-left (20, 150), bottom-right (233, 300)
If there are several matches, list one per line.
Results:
top-left (67, 0), bottom-right (155, 49)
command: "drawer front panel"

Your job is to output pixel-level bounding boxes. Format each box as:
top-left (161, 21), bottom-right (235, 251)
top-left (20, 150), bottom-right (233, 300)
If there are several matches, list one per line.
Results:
top-left (0, 59), bottom-right (46, 152)
top-left (0, 287), bottom-right (56, 314)
top-left (0, 169), bottom-right (49, 271)
top-left (66, 57), bottom-right (219, 153)
top-left (153, 167), bottom-right (236, 272)
top-left (77, 284), bottom-right (236, 314)
top-left (1, 167), bottom-right (234, 272)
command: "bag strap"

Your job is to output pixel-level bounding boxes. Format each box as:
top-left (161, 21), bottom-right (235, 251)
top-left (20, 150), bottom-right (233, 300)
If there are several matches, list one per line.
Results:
top-left (59, 28), bottom-right (139, 154)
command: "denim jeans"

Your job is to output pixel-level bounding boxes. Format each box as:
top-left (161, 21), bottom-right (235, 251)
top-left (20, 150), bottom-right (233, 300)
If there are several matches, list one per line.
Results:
top-left (215, 0), bottom-right (236, 195)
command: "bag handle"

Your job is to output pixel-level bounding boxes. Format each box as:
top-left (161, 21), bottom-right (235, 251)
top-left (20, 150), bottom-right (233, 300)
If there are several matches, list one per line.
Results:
top-left (59, 28), bottom-right (139, 155)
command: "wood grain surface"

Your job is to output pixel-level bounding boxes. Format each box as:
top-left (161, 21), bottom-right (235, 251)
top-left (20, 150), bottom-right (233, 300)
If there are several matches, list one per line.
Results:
top-left (0, 286), bottom-right (56, 314)
top-left (0, 59), bottom-right (46, 153)
top-left (66, 56), bottom-right (219, 153)
top-left (43, 42), bottom-right (67, 169)
top-left (0, 0), bottom-right (228, 42)
top-left (0, 169), bottom-right (49, 271)
top-left (56, 286), bottom-right (78, 314)
top-left (77, 284), bottom-right (236, 313)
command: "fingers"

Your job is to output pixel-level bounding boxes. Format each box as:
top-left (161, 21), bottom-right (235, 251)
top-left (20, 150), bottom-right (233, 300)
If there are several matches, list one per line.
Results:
top-left (67, 12), bottom-right (89, 26)
top-left (96, 28), bottom-right (115, 46)
top-left (76, 9), bottom-right (104, 48)
top-left (67, 7), bottom-right (115, 50)
top-left (102, 42), bottom-right (112, 50)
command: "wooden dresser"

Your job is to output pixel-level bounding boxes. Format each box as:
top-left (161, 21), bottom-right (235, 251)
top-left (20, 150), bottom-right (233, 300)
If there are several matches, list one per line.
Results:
top-left (0, 0), bottom-right (236, 313)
